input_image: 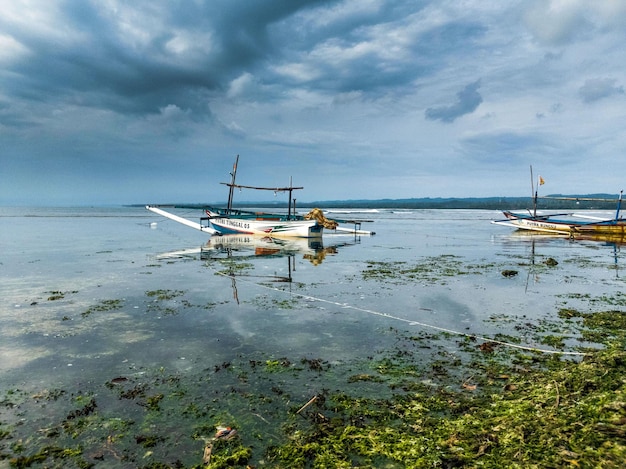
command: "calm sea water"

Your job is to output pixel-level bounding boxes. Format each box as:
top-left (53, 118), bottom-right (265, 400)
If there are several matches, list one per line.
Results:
top-left (1, 205), bottom-right (624, 465)
top-left (2, 205), bottom-right (624, 377)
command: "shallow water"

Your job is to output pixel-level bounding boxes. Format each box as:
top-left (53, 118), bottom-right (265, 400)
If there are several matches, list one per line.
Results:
top-left (2, 205), bottom-right (624, 378)
top-left (1, 206), bottom-right (624, 465)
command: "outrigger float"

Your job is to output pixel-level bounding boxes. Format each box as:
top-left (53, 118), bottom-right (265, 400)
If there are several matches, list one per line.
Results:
top-left (492, 166), bottom-right (625, 238)
top-left (147, 155), bottom-right (375, 238)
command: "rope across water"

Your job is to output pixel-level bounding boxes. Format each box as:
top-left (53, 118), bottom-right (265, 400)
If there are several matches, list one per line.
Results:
top-left (213, 269), bottom-right (588, 357)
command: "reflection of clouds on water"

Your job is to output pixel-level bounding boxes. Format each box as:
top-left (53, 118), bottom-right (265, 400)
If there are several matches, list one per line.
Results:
top-left (0, 345), bottom-right (52, 372)
top-left (416, 293), bottom-right (476, 327)
top-left (204, 280), bottom-right (387, 360)
top-left (2, 207), bottom-right (625, 389)
top-left (220, 309), bottom-right (259, 341)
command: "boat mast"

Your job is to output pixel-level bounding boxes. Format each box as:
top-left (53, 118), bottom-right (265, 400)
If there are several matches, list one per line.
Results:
top-left (530, 165), bottom-right (538, 217)
top-left (615, 190), bottom-right (623, 221)
top-left (227, 154), bottom-right (239, 214)
top-left (220, 158), bottom-right (304, 215)
top-left (287, 176), bottom-right (293, 220)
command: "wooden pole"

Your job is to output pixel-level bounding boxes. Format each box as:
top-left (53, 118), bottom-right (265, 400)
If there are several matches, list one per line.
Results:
top-left (530, 165), bottom-right (538, 217)
top-left (227, 155), bottom-right (239, 213)
top-left (296, 395), bottom-right (318, 414)
top-left (287, 176), bottom-right (293, 220)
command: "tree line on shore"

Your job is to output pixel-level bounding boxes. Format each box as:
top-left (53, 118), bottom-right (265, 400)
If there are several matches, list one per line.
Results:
top-left (145, 194), bottom-right (622, 211)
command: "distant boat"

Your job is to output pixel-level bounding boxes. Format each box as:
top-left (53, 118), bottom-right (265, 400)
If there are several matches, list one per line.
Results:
top-left (492, 166), bottom-right (625, 237)
top-left (496, 207), bottom-right (626, 236)
top-left (147, 155), bottom-right (375, 238)
top-left (500, 229), bottom-right (626, 246)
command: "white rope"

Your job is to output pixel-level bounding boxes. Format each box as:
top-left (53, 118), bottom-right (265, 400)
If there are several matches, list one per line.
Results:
top-left (213, 269), bottom-right (588, 357)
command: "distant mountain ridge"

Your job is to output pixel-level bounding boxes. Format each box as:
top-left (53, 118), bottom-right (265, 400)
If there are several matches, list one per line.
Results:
top-left (141, 194), bottom-right (622, 210)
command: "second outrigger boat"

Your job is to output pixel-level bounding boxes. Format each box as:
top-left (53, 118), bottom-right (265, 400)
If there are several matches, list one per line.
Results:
top-left (147, 155), bottom-right (375, 238)
top-left (493, 167), bottom-right (625, 237)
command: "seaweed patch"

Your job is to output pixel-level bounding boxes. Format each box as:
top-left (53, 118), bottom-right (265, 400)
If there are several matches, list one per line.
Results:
top-left (1, 303), bottom-right (625, 467)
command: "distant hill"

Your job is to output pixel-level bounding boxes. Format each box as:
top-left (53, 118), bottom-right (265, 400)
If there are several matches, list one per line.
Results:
top-left (138, 194), bottom-right (622, 210)
top-left (300, 194), bottom-right (618, 210)
top-left (306, 194), bottom-right (621, 210)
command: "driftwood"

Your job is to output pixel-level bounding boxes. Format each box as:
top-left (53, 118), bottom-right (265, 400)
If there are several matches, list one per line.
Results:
top-left (202, 442), bottom-right (213, 465)
top-left (296, 395), bottom-right (318, 414)
top-left (201, 426), bottom-right (237, 466)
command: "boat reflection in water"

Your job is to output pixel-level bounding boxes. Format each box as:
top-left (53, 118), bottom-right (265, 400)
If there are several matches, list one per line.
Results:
top-left (157, 234), bottom-right (360, 301)
top-left (199, 234), bottom-right (347, 266)
top-left (495, 230), bottom-right (623, 284)
top-left (158, 234), bottom-right (356, 263)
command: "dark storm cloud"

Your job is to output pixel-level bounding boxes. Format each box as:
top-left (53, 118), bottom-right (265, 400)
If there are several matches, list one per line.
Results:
top-left (1, 0), bottom-right (486, 124)
top-left (269, 14), bottom-right (485, 97)
top-left (2, 1), bottom-right (626, 205)
top-left (1, 0), bottom-right (333, 120)
top-left (425, 80), bottom-right (483, 123)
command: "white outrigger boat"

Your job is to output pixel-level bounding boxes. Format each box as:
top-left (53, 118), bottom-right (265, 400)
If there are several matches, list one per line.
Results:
top-left (147, 156), bottom-right (375, 238)
top-left (492, 166), bottom-right (625, 238)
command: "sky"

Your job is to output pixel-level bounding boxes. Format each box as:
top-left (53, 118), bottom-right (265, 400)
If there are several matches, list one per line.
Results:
top-left (1, 0), bottom-right (626, 206)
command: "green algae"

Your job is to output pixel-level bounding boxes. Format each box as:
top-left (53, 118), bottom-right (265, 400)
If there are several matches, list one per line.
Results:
top-left (145, 289), bottom-right (187, 316)
top-left (46, 290), bottom-right (78, 301)
top-left (2, 298), bottom-right (626, 468)
top-left (538, 334), bottom-right (567, 349)
top-left (144, 394), bottom-right (165, 411)
top-left (559, 292), bottom-right (626, 308)
top-left (146, 289), bottom-right (185, 301)
top-left (558, 308), bottom-right (626, 345)
top-left (266, 334), bottom-right (626, 468)
top-left (141, 289), bottom-right (216, 316)
top-left (81, 298), bottom-right (123, 318)
top-left (205, 438), bottom-right (252, 469)
top-left (266, 305), bottom-right (626, 468)
top-left (250, 295), bottom-right (300, 310)
top-left (264, 358), bottom-right (293, 373)
top-left (212, 259), bottom-right (254, 277)
top-left (9, 446), bottom-right (86, 469)
top-left (362, 255), bottom-right (493, 284)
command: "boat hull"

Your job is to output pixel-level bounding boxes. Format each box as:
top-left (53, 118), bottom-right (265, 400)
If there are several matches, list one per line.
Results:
top-left (502, 211), bottom-right (626, 235)
top-left (205, 211), bottom-right (323, 238)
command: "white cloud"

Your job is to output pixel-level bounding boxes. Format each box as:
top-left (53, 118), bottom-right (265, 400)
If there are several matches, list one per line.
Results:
top-left (522, 0), bottom-right (626, 45)
top-left (227, 73), bottom-right (255, 99)
top-left (272, 62), bottom-right (321, 83)
top-left (522, 0), bottom-right (588, 45)
top-left (0, 34), bottom-right (29, 63)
